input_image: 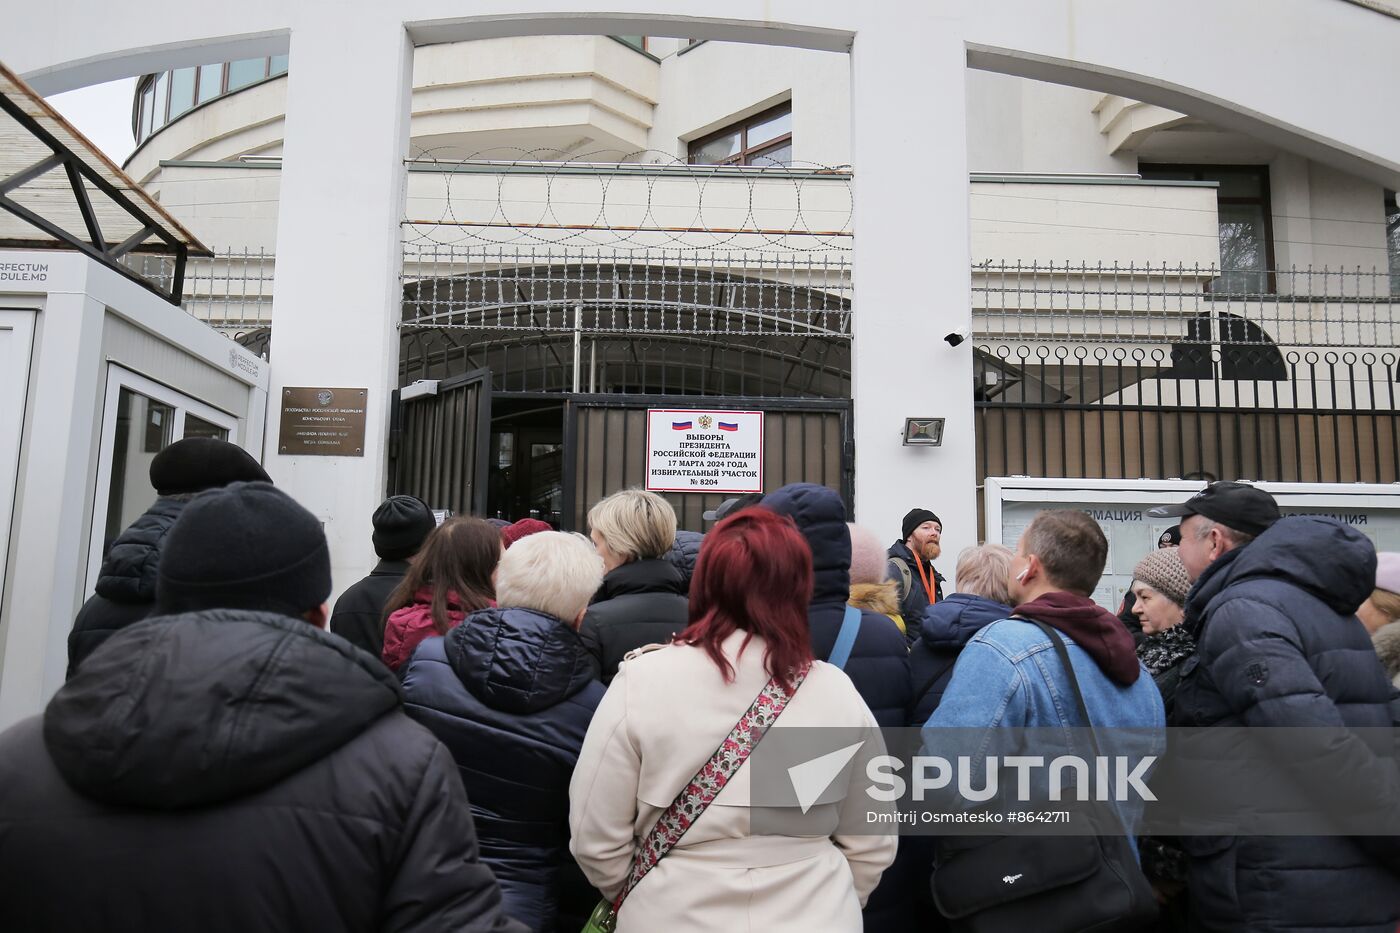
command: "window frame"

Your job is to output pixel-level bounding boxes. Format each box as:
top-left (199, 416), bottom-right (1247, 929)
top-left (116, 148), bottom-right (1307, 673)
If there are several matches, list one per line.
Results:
top-left (687, 102), bottom-right (794, 167)
top-left (1139, 163), bottom-right (1277, 293)
top-left (85, 366), bottom-right (240, 597)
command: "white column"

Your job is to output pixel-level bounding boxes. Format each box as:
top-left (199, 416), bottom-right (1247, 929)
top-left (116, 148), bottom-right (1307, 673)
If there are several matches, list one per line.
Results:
top-left (849, 16), bottom-right (976, 578)
top-left (0, 286), bottom-right (105, 728)
top-left (264, 17), bottom-right (414, 595)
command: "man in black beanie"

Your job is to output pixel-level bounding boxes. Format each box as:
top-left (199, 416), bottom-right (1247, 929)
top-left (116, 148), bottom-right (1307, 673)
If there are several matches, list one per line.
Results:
top-left (0, 482), bottom-right (525, 933)
top-left (331, 495), bottom-right (437, 656)
top-left (887, 507), bottom-right (945, 628)
top-left (67, 437), bottom-right (270, 677)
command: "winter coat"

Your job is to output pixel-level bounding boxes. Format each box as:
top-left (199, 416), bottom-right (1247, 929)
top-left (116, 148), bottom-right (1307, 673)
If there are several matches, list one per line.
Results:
top-left (761, 483), bottom-right (914, 932)
top-left (568, 632), bottom-right (898, 932)
top-left (331, 559), bottom-right (410, 657)
top-left (0, 609), bottom-right (525, 933)
top-left (66, 495), bottom-right (185, 677)
top-left (927, 594), bottom-right (1166, 847)
top-left (762, 484), bottom-right (912, 728)
top-left (1170, 517), bottom-right (1400, 933)
top-left (401, 608), bottom-right (605, 932)
top-left (382, 588), bottom-right (469, 672)
top-left (578, 559), bottom-right (689, 684)
top-left (1373, 620), bottom-right (1400, 687)
top-left (1136, 623), bottom-right (1196, 716)
top-left (907, 593), bottom-right (1012, 727)
top-left (849, 580), bottom-right (906, 636)
top-left (886, 539), bottom-right (945, 625)
top-left (664, 530), bottom-right (704, 593)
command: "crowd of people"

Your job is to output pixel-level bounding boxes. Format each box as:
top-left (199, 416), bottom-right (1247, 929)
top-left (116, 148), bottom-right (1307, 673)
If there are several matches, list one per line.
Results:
top-left (0, 436), bottom-right (1398, 931)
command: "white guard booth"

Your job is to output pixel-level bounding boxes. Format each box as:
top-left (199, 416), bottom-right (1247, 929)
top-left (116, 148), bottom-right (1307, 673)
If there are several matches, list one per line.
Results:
top-left (0, 251), bottom-right (270, 729)
top-left (987, 477), bottom-right (1400, 612)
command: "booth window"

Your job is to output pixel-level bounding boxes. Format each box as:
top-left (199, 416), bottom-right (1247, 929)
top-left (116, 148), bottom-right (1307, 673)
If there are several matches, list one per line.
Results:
top-left (1140, 164), bottom-right (1275, 294)
top-left (97, 377), bottom-right (237, 563)
top-left (688, 103), bottom-right (793, 167)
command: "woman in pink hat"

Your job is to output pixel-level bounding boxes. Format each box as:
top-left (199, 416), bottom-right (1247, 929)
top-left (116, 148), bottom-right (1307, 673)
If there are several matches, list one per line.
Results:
top-left (1357, 551), bottom-right (1400, 686)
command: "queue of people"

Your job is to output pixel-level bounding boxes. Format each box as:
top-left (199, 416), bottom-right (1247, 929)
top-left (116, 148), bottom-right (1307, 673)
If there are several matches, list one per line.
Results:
top-left (1, 438), bottom-right (1398, 933)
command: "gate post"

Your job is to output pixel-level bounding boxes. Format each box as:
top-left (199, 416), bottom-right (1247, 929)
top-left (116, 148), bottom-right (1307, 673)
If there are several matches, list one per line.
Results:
top-left (261, 15), bottom-right (414, 599)
top-left (849, 15), bottom-right (976, 577)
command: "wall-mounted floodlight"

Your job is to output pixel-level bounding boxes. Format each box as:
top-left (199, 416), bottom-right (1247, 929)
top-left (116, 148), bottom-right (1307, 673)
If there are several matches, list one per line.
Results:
top-left (400, 379), bottom-right (440, 402)
top-left (903, 417), bottom-right (945, 446)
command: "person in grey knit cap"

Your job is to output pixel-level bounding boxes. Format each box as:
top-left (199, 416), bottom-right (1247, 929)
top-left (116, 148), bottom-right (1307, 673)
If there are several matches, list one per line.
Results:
top-left (1131, 547), bottom-right (1193, 709)
top-left (1129, 545), bottom-right (1194, 923)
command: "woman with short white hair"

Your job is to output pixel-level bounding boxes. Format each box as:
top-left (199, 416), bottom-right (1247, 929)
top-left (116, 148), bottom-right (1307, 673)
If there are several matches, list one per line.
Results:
top-left (399, 531), bottom-right (608, 932)
top-left (579, 489), bottom-right (690, 683)
top-left (907, 543), bottom-right (1016, 726)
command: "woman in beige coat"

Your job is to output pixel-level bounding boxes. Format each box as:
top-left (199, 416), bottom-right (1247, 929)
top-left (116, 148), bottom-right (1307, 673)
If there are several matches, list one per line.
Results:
top-left (569, 508), bottom-right (897, 932)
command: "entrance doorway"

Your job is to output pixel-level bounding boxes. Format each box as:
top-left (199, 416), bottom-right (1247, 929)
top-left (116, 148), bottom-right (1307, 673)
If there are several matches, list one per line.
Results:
top-left (487, 398), bottom-right (565, 525)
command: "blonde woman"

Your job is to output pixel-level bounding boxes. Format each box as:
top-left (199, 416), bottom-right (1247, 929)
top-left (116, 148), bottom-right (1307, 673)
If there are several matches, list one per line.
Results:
top-left (580, 489), bottom-right (690, 683)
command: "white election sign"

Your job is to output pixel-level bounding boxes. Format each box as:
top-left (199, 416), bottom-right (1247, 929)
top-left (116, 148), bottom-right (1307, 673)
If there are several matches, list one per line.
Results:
top-left (646, 409), bottom-right (764, 494)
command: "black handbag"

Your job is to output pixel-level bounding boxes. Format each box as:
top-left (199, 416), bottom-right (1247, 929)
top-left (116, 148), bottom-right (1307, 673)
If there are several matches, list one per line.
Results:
top-left (929, 620), bottom-right (1159, 933)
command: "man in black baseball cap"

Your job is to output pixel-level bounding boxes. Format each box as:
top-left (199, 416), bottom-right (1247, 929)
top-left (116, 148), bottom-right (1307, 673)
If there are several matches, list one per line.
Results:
top-left (1150, 481), bottom-right (1400, 929)
top-left (1147, 481), bottom-right (1280, 582)
top-left (702, 493), bottom-right (764, 523)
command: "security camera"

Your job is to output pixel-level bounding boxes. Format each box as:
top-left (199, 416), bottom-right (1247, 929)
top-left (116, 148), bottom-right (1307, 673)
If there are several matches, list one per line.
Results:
top-left (944, 328), bottom-right (971, 347)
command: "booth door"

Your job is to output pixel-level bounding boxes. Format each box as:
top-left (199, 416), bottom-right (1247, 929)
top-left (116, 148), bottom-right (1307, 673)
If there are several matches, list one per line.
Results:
top-left (0, 309), bottom-right (36, 614)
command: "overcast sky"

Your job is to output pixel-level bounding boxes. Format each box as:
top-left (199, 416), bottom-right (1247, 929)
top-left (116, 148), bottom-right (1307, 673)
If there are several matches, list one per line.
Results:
top-left (45, 78), bottom-right (138, 167)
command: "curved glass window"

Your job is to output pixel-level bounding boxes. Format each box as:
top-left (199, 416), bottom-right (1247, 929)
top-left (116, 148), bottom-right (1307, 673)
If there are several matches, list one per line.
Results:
top-left (132, 56), bottom-right (288, 147)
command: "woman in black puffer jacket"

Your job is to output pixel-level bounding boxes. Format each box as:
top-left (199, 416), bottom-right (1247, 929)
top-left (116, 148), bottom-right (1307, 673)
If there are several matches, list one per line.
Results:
top-left (578, 489), bottom-right (690, 684)
top-left (401, 531), bottom-right (607, 933)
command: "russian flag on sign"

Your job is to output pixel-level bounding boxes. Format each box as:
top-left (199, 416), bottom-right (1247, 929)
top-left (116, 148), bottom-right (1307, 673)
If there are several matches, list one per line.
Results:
top-left (672, 420), bottom-right (692, 430)
top-left (718, 421), bottom-right (739, 432)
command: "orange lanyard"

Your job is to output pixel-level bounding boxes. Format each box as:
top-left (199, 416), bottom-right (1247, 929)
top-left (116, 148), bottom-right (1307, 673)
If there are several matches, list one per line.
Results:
top-left (913, 554), bottom-right (937, 605)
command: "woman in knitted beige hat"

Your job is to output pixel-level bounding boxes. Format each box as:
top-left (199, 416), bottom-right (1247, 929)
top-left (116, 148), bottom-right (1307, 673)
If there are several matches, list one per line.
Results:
top-left (1129, 545), bottom-right (1194, 925)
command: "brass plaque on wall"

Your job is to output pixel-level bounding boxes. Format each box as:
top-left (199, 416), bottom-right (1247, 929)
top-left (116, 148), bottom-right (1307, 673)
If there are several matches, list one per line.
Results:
top-left (279, 387), bottom-right (368, 456)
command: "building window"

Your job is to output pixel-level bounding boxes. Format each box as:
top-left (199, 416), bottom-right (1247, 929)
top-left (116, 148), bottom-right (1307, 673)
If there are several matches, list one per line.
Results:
top-left (1140, 164), bottom-right (1275, 294)
top-left (1387, 191), bottom-right (1400, 297)
top-left (688, 103), bottom-right (793, 167)
top-left (615, 36), bottom-right (648, 53)
top-left (133, 57), bottom-right (288, 147)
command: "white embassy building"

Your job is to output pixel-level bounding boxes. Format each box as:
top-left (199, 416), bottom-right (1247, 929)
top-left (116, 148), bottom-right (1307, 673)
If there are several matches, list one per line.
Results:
top-left (1, 1), bottom-right (1399, 720)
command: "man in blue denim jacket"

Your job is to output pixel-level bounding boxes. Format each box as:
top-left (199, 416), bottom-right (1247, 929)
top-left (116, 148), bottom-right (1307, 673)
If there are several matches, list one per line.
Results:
top-left (926, 509), bottom-right (1166, 835)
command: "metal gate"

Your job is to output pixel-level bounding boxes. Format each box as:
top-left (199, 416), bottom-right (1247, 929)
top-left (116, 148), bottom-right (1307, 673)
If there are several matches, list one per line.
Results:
top-left (564, 395), bottom-right (852, 531)
top-left (388, 368), bottom-right (491, 516)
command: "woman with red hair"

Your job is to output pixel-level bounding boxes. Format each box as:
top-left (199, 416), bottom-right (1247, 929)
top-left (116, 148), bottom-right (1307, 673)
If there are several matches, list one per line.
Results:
top-left (568, 508), bottom-right (896, 932)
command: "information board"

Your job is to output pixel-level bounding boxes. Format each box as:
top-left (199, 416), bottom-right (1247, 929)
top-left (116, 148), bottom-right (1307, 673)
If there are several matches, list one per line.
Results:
top-left (646, 409), bottom-right (763, 494)
top-left (987, 478), bottom-right (1400, 612)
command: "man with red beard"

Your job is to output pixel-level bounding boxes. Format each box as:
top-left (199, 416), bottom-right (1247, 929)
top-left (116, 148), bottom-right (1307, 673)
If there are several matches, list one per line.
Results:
top-left (888, 508), bottom-right (945, 627)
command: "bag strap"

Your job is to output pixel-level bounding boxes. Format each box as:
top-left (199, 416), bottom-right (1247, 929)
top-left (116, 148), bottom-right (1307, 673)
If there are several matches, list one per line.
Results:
top-left (828, 605), bottom-right (862, 670)
top-left (611, 663), bottom-right (811, 913)
top-left (1024, 618), bottom-right (1142, 836)
top-left (888, 557), bottom-right (912, 600)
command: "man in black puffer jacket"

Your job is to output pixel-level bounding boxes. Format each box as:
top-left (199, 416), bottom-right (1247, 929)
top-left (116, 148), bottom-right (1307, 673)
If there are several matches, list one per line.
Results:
top-left (0, 482), bottom-right (523, 933)
top-left (67, 436), bottom-right (269, 677)
top-left (1153, 482), bottom-right (1400, 932)
top-left (402, 531), bottom-right (607, 932)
